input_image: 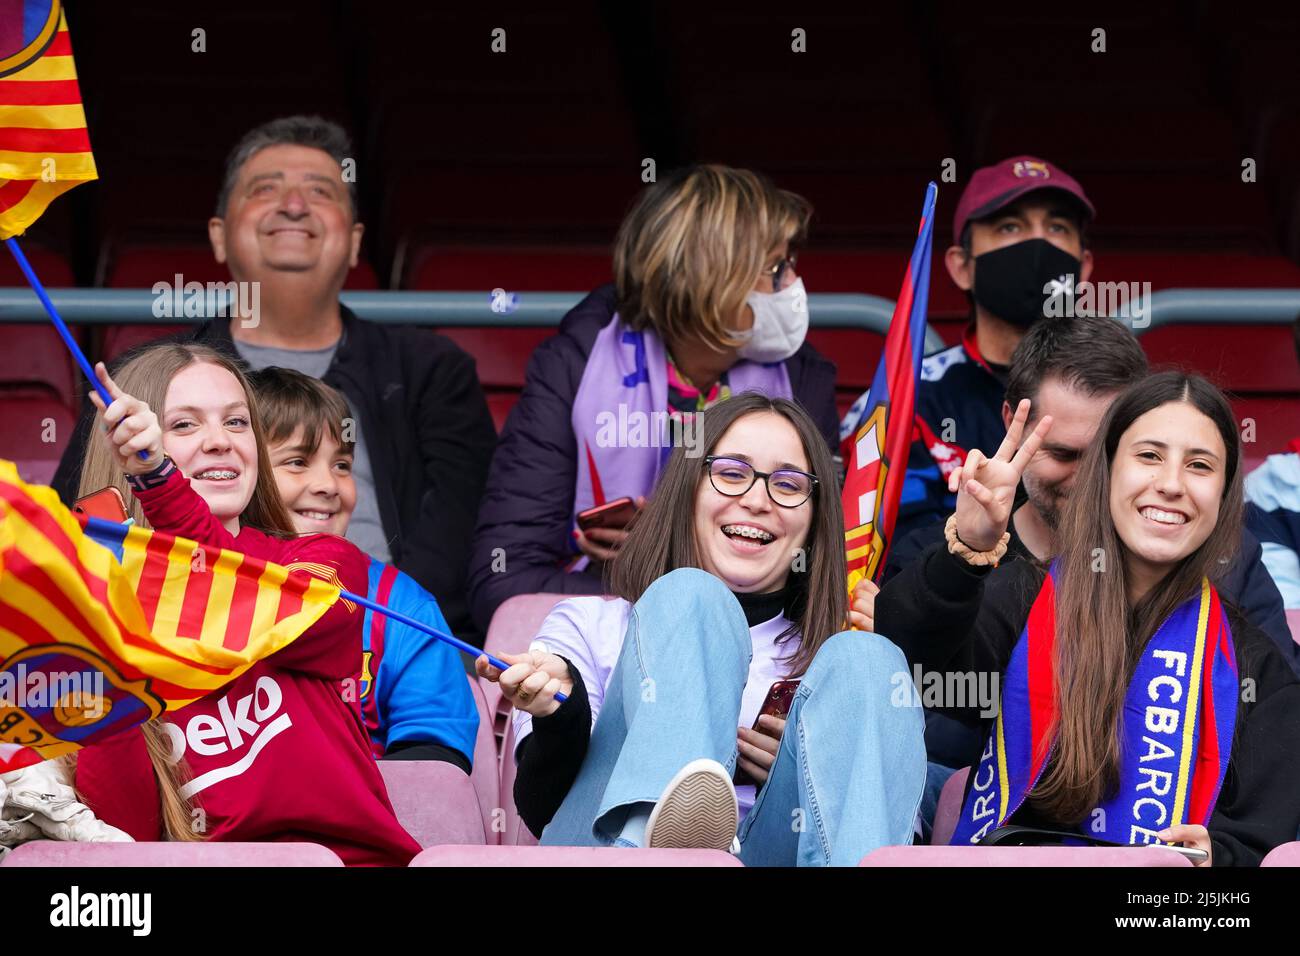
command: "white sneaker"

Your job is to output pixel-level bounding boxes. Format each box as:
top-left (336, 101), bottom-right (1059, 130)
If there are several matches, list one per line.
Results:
top-left (644, 758), bottom-right (738, 851)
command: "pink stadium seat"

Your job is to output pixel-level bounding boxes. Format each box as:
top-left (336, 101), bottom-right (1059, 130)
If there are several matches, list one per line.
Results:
top-left (409, 844), bottom-right (742, 867)
top-left (860, 845), bottom-right (1192, 867)
top-left (1287, 611), bottom-right (1300, 648)
top-left (466, 673), bottom-right (502, 845)
top-left (2, 840), bottom-right (344, 866)
top-left (3, 393), bottom-right (75, 486)
top-left (1261, 841), bottom-right (1300, 866)
top-left (931, 766), bottom-right (971, 847)
top-left (499, 719), bottom-right (539, 847)
top-left (375, 758), bottom-right (486, 849)
top-left (480, 593), bottom-right (570, 750)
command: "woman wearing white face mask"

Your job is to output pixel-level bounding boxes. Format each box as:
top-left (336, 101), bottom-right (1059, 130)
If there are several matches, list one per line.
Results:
top-left (467, 165), bottom-right (838, 634)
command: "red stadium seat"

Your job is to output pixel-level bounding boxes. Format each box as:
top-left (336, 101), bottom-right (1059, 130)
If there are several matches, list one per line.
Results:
top-left (0, 326), bottom-right (79, 406)
top-left (859, 845), bottom-right (1193, 867)
top-left (1262, 841), bottom-right (1300, 866)
top-left (0, 245), bottom-right (73, 287)
top-left (797, 249), bottom-right (969, 316)
top-left (1088, 253), bottom-right (1300, 290)
top-left (931, 766), bottom-right (971, 847)
top-left (2, 840), bottom-right (344, 866)
top-left (432, 327), bottom-right (556, 433)
top-left (408, 844), bottom-right (742, 867)
top-left (101, 324), bottom-right (191, 364)
top-left (400, 244), bottom-right (611, 292)
top-left (3, 393), bottom-right (75, 486)
top-left (375, 758), bottom-right (485, 849)
top-left (102, 242), bottom-right (379, 290)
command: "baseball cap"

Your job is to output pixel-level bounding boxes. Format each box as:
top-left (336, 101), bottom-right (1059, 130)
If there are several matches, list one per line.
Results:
top-left (952, 155), bottom-right (1095, 240)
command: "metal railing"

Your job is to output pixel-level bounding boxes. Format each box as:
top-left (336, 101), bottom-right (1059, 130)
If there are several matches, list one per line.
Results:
top-left (0, 288), bottom-right (1297, 351)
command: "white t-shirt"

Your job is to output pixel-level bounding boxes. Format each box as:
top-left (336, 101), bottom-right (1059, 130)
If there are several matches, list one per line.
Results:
top-left (511, 595), bottom-right (801, 819)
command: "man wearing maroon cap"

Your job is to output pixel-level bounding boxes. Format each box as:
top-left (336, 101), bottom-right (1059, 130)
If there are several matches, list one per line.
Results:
top-left (859, 154), bottom-right (1096, 544)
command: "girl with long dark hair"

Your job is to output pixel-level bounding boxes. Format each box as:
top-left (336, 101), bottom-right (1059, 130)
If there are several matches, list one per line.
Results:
top-left (879, 371), bottom-right (1300, 865)
top-left (477, 391), bottom-right (926, 866)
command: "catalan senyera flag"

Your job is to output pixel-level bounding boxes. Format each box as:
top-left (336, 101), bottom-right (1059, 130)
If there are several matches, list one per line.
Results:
top-left (841, 182), bottom-right (937, 595)
top-left (0, 1), bottom-right (96, 239)
top-left (0, 461), bottom-right (342, 772)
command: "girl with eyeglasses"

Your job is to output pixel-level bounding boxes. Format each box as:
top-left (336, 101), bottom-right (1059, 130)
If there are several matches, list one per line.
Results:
top-left (477, 392), bottom-right (926, 865)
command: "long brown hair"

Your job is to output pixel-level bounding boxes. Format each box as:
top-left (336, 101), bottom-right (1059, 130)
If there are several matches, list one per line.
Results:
top-left (75, 342), bottom-right (295, 840)
top-left (1033, 371), bottom-right (1244, 823)
top-left (608, 392), bottom-right (846, 676)
top-left (76, 342), bottom-right (295, 536)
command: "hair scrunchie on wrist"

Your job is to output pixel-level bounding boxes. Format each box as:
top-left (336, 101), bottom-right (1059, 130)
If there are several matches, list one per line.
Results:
top-left (126, 456), bottom-right (176, 492)
top-left (944, 513), bottom-right (1010, 567)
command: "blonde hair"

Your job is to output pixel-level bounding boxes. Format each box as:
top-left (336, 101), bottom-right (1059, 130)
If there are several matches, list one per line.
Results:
top-left (75, 342), bottom-right (296, 840)
top-left (613, 164), bottom-right (811, 353)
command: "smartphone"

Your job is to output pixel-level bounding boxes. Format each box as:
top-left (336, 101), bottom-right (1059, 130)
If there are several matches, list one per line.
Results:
top-left (736, 679), bottom-right (801, 788)
top-left (752, 679), bottom-right (800, 730)
top-left (73, 486), bottom-right (128, 523)
top-left (576, 496), bottom-right (637, 532)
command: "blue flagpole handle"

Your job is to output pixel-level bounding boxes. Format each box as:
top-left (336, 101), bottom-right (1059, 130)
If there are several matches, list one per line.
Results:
top-left (80, 512), bottom-right (569, 703)
top-left (340, 588), bottom-right (567, 703)
top-left (5, 237), bottom-right (149, 460)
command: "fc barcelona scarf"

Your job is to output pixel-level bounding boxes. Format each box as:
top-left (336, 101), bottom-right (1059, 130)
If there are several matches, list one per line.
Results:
top-left (951, 565), bottom-right (1238, 846)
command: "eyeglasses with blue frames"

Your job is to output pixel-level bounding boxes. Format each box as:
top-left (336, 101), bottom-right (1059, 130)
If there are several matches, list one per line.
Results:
top-left (704, 456), bottom-right (818, 508)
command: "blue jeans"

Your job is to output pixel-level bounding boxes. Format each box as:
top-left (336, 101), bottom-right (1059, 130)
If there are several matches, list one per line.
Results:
top-left (541, 567), bottom-right (926, 866)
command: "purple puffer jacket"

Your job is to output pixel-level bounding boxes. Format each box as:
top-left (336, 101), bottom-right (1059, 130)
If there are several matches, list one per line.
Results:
top-left (466, 284), bottom-right (840, 632)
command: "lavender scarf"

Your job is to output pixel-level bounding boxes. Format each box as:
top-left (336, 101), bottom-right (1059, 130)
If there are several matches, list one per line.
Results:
top-left (570, 314), bottom-right (792, 529)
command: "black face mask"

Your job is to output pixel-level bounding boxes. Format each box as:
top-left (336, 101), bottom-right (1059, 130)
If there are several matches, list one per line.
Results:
top-left (971, 238), bottom-right (1082, 328)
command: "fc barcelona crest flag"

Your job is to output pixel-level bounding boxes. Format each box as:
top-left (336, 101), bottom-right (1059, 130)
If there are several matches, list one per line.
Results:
top-left (0, 461), bottom-right (342, 771)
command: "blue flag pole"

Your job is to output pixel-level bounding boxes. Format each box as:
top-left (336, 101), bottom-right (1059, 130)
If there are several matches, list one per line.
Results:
top-left (80, 515), bottom-right (563, 702)
top-left (5, 236), bottom-right (149, 459)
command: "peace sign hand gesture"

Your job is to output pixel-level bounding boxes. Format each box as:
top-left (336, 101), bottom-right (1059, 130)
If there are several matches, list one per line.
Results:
top-left (948, 399), bottom-right (1053, 552)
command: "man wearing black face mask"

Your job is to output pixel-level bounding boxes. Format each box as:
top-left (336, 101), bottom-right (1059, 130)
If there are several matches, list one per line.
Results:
top-left (863, 155), bottom-right (1095, 545)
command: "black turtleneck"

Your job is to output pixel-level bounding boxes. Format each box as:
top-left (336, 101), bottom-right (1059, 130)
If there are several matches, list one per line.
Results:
top-left (732, 585), bottom-right (792, 627)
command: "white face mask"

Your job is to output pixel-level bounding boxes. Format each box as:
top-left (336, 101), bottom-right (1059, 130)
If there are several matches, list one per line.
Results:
top-left (733, 277), bottom-right (809, 363)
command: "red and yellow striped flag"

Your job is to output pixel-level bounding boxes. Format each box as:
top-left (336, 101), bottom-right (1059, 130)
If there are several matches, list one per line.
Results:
top-left (0, 1), bottom-right (96, 239)
top-left (0, 461), bottom-right (341, 770)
